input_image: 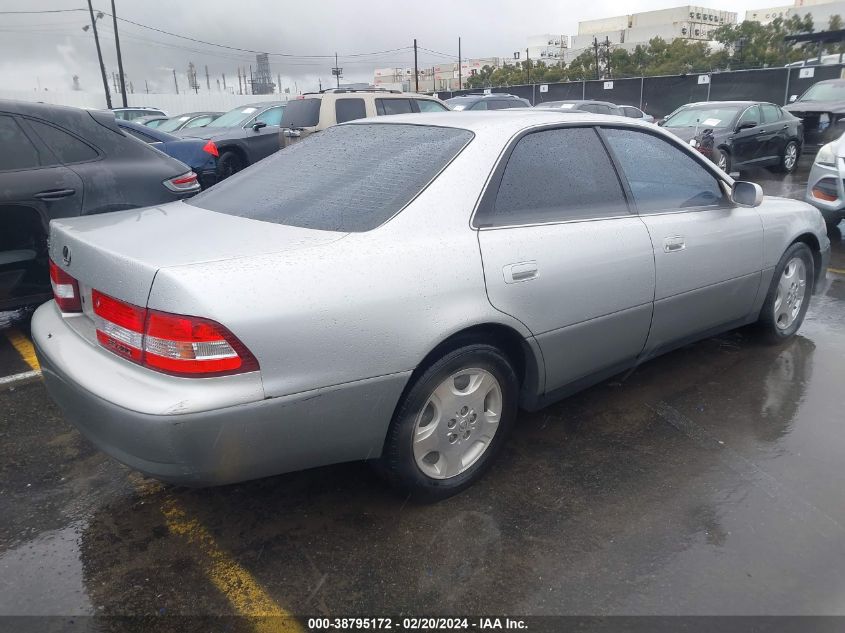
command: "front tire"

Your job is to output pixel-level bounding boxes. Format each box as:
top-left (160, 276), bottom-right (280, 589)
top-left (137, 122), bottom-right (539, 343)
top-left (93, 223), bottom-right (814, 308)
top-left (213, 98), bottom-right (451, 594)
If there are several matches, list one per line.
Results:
top-left (379, 344), bottom-right (518, 501)
top-left (756, 242), bottom-right (814, 344)
top-left (715, 148), bottom-right (731, 173)
top-left (216, 150), bottom-right (245, 180)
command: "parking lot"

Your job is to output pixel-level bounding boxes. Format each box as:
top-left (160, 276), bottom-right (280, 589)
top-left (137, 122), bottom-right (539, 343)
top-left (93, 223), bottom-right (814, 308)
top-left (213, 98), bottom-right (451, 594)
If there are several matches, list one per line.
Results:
top-left (0, 151), bottom-right (844, 629)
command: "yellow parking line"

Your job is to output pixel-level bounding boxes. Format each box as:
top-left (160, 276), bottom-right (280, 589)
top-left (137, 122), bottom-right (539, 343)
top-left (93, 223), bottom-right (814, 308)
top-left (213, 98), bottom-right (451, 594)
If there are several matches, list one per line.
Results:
top-left (829, 267), bottom-right (845, 275)
top-left (161, 496), bottom-right (303, 633)
top-left (5, 329), bottom-right (39, 371)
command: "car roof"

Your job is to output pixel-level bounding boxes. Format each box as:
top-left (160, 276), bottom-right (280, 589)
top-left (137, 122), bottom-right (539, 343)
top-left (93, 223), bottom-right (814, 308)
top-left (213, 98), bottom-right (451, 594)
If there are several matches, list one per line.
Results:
top-left (0, 99), bottom-right (89, 117)
top-left (681, 101), bottom-right (762, 108)
top-left (448, 93), bottom-right (523, 100)
top-left (112, 106), bottom-right (163, 111)
top-left (345, 109), bottom-right (654, 135)
top-left (169, 111), bottom-right (222, 117)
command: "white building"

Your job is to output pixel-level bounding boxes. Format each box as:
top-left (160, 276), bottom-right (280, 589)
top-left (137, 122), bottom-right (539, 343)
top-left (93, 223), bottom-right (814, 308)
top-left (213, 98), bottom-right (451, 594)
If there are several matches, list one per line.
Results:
top-left (564, 5), bottom-right (736, 62)
top-left (373, 58), bottom-right (502, 92)
top-left (745, 0), bottom-right (845, 26)
top-left (526, 34), bottom-right (569, 64)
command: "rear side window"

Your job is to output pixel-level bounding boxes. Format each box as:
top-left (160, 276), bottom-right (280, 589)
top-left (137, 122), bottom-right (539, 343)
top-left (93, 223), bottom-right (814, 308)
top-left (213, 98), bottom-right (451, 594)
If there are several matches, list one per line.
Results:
top-left (27, 120), bottom-right (98, 164)
top-left (469, 101), bottom-right (489, 111)
top-left (622, 106), bottom-right (642, 118)
top-left (376, 99), bottom-right (413, 115)
top-left (188, 124), bottom-right (473, 232)
top-left (121, 126), bottom-right (158, 143)
top-left (415, 99), bottom-right (448, 112)
top-left (0, 115), bottom-right (41, 170)
top-left (480, 127), bottom-right (628, 227)
top-left (335, 98), bottom-right (367, 123)
top-left (602, 128), bottom-right (725, 211)
top-left (283, 98), bottom-right (321, 127)
top-left (761, 104), bottom-right (781, 123)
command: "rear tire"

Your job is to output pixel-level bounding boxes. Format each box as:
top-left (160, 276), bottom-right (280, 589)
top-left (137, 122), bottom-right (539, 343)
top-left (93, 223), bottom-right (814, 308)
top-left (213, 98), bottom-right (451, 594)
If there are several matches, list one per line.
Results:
top-left (776, 140), bottom-right (799, 174)
top-left (379, 344), bottom-right (518, 502)
top-left (756, 242), bottom-right (814, 344)
top-left (216, 150), bottom-right (245, 180)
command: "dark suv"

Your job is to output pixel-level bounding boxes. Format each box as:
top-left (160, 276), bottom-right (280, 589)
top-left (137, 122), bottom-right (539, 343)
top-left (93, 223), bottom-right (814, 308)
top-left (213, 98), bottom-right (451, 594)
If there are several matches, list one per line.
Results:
top-left (445, 93), bottom-right (532, 110)
top-left (0, 100), bottom-right (199, 313)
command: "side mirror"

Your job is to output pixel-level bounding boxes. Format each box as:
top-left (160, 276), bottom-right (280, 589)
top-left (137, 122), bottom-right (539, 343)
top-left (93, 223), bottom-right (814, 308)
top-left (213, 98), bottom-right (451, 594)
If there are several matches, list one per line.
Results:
top-left (656, 118), bottom-right (665, 126)
top-left (732, 181), bottom-right (763, 207)
top-left (252, 121), bottom-right (267, 132)
top-left (789, 94), bottom-right (798, 103)
top-left (736, 121), bottom-right (758, 132)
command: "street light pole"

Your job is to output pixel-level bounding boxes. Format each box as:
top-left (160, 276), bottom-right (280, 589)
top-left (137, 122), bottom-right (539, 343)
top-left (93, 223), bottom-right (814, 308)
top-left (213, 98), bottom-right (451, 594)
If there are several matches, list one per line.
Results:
top-left (86, 0), bottom-right (111, 108)
top-left (110, 0), bottom-right (127, 107)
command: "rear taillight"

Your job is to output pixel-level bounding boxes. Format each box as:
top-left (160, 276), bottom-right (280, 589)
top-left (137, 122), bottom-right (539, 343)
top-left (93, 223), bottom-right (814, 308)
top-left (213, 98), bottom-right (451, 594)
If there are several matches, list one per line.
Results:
top-left (49, 259), bottom-right (82, 313)
top-left (163, 171), bottom-right (200, 193)
top-left (91, 290), bottom-right (258, 377)
top-left (202, 140), bottom-right (219, 157)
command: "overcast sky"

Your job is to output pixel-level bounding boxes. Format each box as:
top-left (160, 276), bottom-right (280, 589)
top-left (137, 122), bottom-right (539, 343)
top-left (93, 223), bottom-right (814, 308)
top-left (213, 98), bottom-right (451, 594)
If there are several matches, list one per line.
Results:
top-left (0, 0), bottom-right (784, 95)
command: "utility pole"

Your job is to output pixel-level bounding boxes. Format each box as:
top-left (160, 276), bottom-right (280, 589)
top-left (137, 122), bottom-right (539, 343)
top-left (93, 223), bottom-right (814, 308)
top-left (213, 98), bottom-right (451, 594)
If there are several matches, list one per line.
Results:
top-left (237, 67), bottom-right (242, 95)
top-left (205, 65), bottom-right (210, 90)
top-left (593, 37), bottom-right (600, 80)
top-left (249, 65), bottom-right (253, 94)
top-left (87, 0), bottom-right (111, 108)
top-left (222, 73), bottom-right (226, 92)
top-left (458, 37), bottom-right (462, 91)
top-left (605, 36), bottom-right (612, 79)
top-left (414, 39), bottom-right (419, 92)
top-left (334, 52), bottom-right (341, 88)
top-left (526, 48), bottom-right (530, 84)
top-left (144, 79), bottom-right (149, 94)
top-left (277, 73), bottom-right (282, 94)
top-left (110, 0), bottom-right (127, 107)
top-left (172, 68), bottom-right (178, 94)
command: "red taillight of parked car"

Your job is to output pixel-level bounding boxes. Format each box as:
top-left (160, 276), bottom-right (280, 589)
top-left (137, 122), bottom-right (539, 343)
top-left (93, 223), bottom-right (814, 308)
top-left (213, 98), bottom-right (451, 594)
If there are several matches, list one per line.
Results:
top-left (202, 140), bottom-right (219, 157)
top-left (163, 171), bottom-right (200, 193)
top-left (91, 290), bottom-right (258, 377)
top-left (49, 259), bottom-right (82, 313)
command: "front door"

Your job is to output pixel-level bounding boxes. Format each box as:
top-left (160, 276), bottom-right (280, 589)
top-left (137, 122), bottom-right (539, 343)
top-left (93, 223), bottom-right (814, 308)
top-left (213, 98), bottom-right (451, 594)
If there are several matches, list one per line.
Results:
top-left (732, 104), bottom-right (765, 166)
top-left (475, 126), bottom-right (655, 394)
top-left (599, 126), bottom-right (763, 355)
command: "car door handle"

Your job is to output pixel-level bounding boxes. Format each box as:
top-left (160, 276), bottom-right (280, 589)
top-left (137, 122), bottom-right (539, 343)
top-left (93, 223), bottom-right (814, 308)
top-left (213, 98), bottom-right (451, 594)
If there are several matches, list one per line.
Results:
top-left (663, 236), bottom-right (686, 253)
top-left (34, 188), bottom-right (76, 201)
top-left (503, 261), bottom-right (538, 283)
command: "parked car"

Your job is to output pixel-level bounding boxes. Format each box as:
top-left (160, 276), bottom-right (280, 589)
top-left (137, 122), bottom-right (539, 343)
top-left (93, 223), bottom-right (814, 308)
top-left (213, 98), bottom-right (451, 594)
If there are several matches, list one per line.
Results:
top-left (33, 111), bottom-right (829, 500)
top-left (445, 93), bottom-right (532, 111)
top-left (660, 101), bottom-right (803, 174)
top-left (805, 132), bottom-right (845, 230)
top-left (0, 100), bottom-right (200, 313)
top-left (155, 111), bottom-right (222, 133)
top-left (111, 107), bottom-right (167, 121)
top-left (116, 119), bottom-right (219, 189)
top-left (619, 104), bottom-right (655, 123)
top-left (280, 89), bottom-right (449, 147)
top-left (133, 115), bottom-right (169, 128)
top-left (784, 78), bottom-right (845, 149)
top-left (176, 101), bottom-right (286, 179)
top-left (539, 100), bottom-right (624, 115)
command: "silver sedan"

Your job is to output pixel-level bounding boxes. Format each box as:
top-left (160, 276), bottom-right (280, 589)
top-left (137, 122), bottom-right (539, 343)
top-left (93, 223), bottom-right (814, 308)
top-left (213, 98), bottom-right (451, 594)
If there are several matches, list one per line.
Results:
top-left (33, 111), bottom-right (831, 500)
top-left (806, 132), bottom-right (845, 231)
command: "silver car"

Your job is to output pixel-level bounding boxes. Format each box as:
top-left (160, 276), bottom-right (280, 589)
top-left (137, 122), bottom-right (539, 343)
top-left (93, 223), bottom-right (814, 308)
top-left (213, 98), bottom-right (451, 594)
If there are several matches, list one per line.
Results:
top-left (32, 111), bottom-right (831, 500)
top-left (806, 133), bottom-right (845, 230)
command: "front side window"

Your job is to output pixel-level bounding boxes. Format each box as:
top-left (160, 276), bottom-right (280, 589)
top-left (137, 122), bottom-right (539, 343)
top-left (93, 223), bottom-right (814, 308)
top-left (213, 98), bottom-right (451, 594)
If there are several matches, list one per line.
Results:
top-left (415, 99), bottom-right (448, 112)
top-left (481, 127), bottom-right (628, 227)
top-left (0, 115), bottom-right (41, 170)
top-left (737, 105), bottom-right (760, 128)
top-left (335, 98), bottom-right (367, 123)
top-left (602, 127), bottom-right (726, 211)
top-left (376, 99), bottom-right (413, 115)
top-left (469, 100), bottom-right (489, 111)
top-left (254, 106), bottom-right (284, 127)
top-left (27, 120), bottom-right (98, 164)
top-left (188, 123), bottom-right (473, 232)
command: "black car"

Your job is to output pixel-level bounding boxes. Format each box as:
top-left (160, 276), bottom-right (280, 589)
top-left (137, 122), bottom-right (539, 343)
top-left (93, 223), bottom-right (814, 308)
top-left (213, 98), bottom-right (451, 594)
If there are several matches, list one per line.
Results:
top-left (660, 101), bottom-right (803, 174)
top-left (783, 78), bottom-right (845, 149)
top-left (175, 102), bottom-right (286, 179)
top-left (540, 99), bottom-right (624, 115)
top-left (154, 111), bottom-right (222, 133)
top-left (0, 100), bottom-right (199, 312)
top-left (445, 93), bottom-right (532, 110)
top-left (116, 119), bottom-right (219, 189)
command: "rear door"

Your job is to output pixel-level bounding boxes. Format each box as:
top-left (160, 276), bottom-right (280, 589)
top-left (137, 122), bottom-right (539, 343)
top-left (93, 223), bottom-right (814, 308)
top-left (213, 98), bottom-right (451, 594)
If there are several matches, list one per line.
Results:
top-left (600, 126), bottom-right (763, 354)
top-left (760, 103), bottom-right (787, 160)
top-left (0, 114), bottom-right (83, 308)
top-left (475, 126), bottom-right (655, 393)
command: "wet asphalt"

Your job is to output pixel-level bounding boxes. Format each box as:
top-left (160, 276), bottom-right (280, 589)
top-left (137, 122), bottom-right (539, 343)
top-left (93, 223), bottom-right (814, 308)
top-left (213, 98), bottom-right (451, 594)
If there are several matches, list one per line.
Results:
top-left (0, 157), bottom-right (844, 626)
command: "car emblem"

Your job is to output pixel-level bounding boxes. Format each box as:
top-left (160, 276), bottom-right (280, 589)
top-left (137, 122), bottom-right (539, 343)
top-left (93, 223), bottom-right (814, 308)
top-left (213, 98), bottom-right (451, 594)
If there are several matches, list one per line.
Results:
top-left (62, 245), bottom-right (71, 266)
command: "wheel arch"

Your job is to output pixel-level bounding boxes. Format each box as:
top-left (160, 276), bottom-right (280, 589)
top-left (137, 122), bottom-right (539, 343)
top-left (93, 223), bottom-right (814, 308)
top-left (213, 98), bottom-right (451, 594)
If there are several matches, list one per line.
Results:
top-left (217, 143), bottom-right (248, 166)
top-left (791, 232), bottom-right (825, 289)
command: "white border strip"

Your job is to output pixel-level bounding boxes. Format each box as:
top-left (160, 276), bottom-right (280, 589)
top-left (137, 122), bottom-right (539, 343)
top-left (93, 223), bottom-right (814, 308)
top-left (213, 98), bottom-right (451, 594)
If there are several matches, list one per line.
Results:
top-left (0, 369), bottom-right (42, 386)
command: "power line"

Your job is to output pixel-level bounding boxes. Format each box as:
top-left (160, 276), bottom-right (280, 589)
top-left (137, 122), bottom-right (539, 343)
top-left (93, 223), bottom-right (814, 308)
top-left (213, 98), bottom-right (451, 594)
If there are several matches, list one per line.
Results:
top-left (0, 9), bottom-right (87, 14)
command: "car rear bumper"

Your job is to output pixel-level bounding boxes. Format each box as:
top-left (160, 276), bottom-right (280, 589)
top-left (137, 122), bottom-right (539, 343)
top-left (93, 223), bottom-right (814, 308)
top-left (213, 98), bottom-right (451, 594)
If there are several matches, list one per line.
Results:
top-left (32, 303), bottom-right (409, 486)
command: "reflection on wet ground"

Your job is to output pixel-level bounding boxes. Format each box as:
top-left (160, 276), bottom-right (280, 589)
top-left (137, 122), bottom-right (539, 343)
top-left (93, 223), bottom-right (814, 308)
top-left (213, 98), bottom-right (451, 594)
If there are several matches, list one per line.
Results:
top-left (0, 157), bottom-right (844, 623)
top-left (1, 277), bottom-right (844, 620)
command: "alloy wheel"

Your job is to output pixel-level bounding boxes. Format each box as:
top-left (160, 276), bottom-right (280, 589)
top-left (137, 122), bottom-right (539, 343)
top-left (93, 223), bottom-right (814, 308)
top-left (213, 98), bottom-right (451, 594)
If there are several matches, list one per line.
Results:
top-left (774, 257), bottom-right (807, 330)
top-left (784, 143), bottom-right (798, 171)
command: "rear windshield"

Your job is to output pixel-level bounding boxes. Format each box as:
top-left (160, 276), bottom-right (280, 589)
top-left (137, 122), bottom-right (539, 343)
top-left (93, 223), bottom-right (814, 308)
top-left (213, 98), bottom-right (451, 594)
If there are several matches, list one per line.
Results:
top-left (283, 98), bottom-right (322, 128)
top-left (187, 123), bottom-right (473, 232)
